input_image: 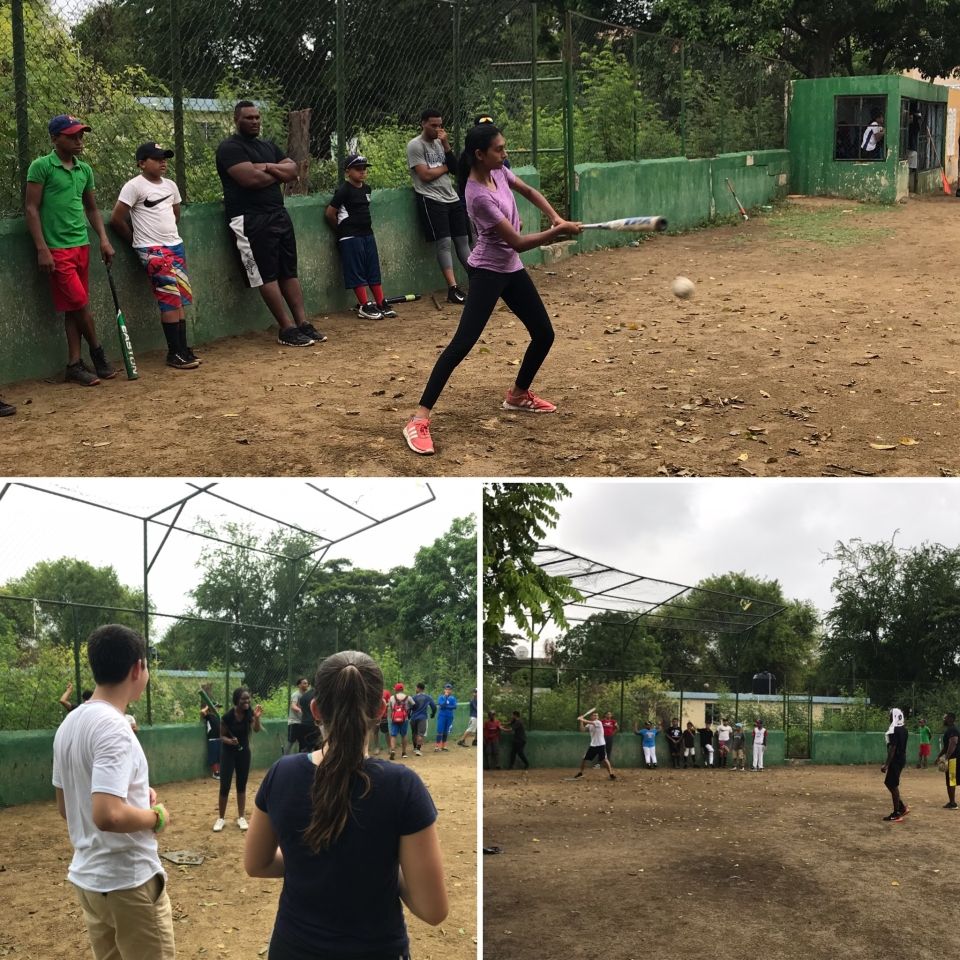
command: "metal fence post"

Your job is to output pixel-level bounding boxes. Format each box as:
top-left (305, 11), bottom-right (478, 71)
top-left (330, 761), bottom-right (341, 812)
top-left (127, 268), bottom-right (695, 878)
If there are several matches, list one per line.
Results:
top-left (563, 9), bottom-right (576, 218)
top-left (452, 0), bottom-right (461, 152)
top-left (12, 0), bottom-right (29, 202)
top-left (631, 30), bottom-right (638, 162)
top-left (531, 2), bottom-right (538, 166)
top-left (619, 673), bottom-right (625, 726)
top-left (143, 518), bottom-right (152, 725)
top-left (679, 40), bottom-right (687, 157)
top-left (335, 0), bottom-right (346, 174)
top-left (169, 0), bottom-right (187, 199)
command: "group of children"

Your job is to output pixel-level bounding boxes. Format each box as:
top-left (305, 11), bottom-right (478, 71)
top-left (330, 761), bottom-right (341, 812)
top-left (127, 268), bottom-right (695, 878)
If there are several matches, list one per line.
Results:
top-left (373, 681), bottom-right (476, 760)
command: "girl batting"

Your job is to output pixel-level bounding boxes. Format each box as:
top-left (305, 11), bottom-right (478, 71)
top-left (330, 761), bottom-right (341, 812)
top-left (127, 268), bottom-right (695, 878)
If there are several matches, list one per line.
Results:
top-left (403, 122), bottom-right (581, 455)
top-left (244, 650), bottom-right (447, 959)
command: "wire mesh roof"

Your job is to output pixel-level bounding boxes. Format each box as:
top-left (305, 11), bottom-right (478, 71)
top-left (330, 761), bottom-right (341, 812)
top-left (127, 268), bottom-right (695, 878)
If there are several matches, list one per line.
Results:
top-left (535, 545), bottom-right (786, 634)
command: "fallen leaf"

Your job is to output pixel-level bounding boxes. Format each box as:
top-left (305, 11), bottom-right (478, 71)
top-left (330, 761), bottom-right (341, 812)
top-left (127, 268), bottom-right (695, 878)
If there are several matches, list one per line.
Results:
top-left (737, 453), bottom-right (749, 461)
top-left (759, 390), bottom-right (771, 398)
top-left (899, 437), bottom-right (919, 446)
top-left (870, 443), bottom-right (896, 450)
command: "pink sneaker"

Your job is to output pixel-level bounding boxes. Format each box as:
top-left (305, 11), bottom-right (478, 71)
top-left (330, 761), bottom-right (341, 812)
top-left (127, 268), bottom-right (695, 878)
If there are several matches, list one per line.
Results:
top-left (502, 389), bottom-right (557, 413)
top-left (403, 417), bottom-right (435, 455)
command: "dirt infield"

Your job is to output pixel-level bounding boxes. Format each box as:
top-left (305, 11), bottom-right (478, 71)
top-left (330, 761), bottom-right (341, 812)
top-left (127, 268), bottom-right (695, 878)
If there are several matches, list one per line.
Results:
top-left (484, 764), bottom-right (951, 960)
top-left (0, 745), bottom-right (476, 960)
top-left (2, 195), bottom-right (959, 477)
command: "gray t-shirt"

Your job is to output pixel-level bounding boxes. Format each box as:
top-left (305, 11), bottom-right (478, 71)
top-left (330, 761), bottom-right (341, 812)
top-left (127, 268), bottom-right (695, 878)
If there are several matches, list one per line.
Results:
top-left (407, 134), bottom-right (459, 203)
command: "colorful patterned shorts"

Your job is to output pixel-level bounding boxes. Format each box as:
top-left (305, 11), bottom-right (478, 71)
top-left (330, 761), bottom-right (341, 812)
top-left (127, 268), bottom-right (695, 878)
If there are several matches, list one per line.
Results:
top-left (135, 242), bottom-right (192, 312)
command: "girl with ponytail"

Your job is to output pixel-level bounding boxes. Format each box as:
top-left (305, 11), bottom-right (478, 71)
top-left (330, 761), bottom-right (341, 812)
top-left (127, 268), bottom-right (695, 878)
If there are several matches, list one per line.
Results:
top-left (244, 651), bottom-right (447, 959)
top-left (403, 122), bottom-right (582, 456)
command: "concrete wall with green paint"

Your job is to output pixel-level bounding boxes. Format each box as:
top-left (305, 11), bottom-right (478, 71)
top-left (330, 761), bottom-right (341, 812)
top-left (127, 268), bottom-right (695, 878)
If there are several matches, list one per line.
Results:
top-left (811, 731), bottom-right (889, 764)
top-left (0, 705), bottom-right (472, 807)
top-left (491, 730), bottom-right (785, 768)
top-left (789, 75), bottom-right (948, 202)
top-left (571, 151), bottom-right (789, 255)
top-left (0, 168), bottom-right (543, 387)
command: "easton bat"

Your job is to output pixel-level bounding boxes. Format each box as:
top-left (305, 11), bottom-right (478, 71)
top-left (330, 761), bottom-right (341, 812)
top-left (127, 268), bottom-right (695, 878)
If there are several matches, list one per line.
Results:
top-left (383, 294), bottom-right (421, 305)
top-left (199, 687), bottom-right (220, 719)
top-left (580, 216), bottom-right (667, 232)
top-left (577, 705), bottom-right (598, 720)
top-left (725, 178), bottom-right (749, 221)
top-left (106, 266), bottom-right (139, 380)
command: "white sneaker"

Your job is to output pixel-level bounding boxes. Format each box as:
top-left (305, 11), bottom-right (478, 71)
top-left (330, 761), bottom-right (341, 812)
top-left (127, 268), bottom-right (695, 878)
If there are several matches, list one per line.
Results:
top-left (237, 816), bottom-right (249, 831)
top-left (212, 818), bottom-right (225, 832)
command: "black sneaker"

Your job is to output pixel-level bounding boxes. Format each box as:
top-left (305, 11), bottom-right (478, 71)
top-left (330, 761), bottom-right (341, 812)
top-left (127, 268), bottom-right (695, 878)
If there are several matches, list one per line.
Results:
top-left (447, 285), bottom-right (466, 304)
top-left (90, 346), bottom-right (118, 380)
top-left (184, 347), bottom-right (202, 365)
top-left (376, 302), bottom-right (398, 318)
top-left (66, 360), bottom-right (100, 386)
top-left (0, 398), bottom-right (15, 417)
top-left (167, 351), bottom-right (200, 370)
top-left (609, 773), bottom-right (617, 780)
top-left (883, 811), bottom-right (904, 822)
top-left (298, 321), bottom-right (327, 343)
top-left (572, 771), bottom-right (582, 778)
top-left (944, 801), bottom-right (958, 809)
top-left (358, 301), bottom-right (383, 320)
top-left (278, 326), bottom-right (314, 347)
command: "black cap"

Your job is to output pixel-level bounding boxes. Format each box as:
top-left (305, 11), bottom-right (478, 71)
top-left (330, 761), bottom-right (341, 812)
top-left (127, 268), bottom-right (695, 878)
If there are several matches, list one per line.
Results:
top-left (136, 142), bottom-right (175, 163)
top-left (345, 153), bottom-right (370, 169)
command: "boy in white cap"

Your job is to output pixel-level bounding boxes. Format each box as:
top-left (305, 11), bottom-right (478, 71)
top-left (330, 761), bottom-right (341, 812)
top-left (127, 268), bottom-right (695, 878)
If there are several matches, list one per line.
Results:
top-left (881, 707), bottom-right (909, 822)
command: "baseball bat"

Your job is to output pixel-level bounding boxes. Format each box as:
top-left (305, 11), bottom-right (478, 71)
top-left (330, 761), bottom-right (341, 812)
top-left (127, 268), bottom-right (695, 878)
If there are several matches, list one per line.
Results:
top-left (199, 687), bottom-right (220, 719)
top-left (580, 216), bottom-right (667, 233)
top-left (383, 294), bottom-right (421, 305)
top-left (577, 706), bottom-right (598, 720)
top-left (725, 179), bottom-right (749, 221)
top-left (105, 266), bottom-right (139, 380)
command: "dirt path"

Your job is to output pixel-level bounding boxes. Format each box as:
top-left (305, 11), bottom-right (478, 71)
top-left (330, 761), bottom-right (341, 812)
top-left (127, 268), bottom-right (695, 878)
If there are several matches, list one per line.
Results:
top-left (0, 745), bottom-right (476, 959)
top-left (2, 196), bottom-right (959, 477)
top-left (484, 763), bottom-right (949, 960)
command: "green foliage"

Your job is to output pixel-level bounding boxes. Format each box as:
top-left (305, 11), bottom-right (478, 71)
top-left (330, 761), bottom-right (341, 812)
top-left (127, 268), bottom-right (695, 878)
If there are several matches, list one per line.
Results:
top-left (555, 610), bottom-right (662, 681)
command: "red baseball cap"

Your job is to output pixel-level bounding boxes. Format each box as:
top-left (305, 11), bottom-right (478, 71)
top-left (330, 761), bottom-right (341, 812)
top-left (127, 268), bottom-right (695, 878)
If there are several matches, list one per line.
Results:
top-left (394, 682), bottom-right (404, 692)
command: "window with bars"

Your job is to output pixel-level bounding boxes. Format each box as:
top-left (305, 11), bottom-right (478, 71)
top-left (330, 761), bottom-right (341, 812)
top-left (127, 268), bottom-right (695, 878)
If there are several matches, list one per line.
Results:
top-left (834, 95), bottom-right (887, 161)
top-left (899, 98), bottom-right (946, 172)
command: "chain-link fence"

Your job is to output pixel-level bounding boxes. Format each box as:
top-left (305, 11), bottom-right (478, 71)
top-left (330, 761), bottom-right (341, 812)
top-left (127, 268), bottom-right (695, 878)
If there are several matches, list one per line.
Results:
top-left (3, 0), bottom-right (796, 219)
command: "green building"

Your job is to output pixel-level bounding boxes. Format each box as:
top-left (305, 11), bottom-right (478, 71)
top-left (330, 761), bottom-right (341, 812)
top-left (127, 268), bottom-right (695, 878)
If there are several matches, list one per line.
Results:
top-left (789, 75), bottom-right (949, 202)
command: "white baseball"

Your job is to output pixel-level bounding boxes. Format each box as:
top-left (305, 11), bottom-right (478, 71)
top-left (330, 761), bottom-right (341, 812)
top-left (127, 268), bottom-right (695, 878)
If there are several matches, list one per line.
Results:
top-left (671, 276), bottom-right (695, 299)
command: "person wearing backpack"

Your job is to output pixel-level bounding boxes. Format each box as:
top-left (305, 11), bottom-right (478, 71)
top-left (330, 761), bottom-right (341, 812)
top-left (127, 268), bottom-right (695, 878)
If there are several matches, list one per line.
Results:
top-left (387, 683), bottom-right (411, 761)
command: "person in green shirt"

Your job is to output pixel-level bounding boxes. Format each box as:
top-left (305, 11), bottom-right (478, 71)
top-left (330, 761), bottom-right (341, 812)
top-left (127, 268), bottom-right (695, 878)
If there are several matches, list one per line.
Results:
top-left (24, 114), bottom-right (116, 386)
top-left (917, 716), bottom-right (933, 768)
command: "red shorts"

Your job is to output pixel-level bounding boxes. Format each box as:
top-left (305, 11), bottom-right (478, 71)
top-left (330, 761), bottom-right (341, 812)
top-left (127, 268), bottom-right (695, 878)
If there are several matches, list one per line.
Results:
top-left (920, 743), bottom-right (931, 757)
top-left (49, 245), bottom-right (90, 312)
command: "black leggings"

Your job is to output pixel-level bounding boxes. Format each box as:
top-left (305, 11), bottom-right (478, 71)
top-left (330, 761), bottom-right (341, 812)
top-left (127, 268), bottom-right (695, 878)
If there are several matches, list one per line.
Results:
top-left (219, 745), bottom-right (251, 796)
top-left (418, 267), bottom-right (554, 410)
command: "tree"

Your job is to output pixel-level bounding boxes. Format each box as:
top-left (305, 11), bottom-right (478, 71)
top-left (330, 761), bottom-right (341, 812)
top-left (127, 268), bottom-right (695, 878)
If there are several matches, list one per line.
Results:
top-left (483, 482), bottom-right (581, 654)
top-left (554, 610), bottom-right (662, 682)
top-left (819, 538), bottom-right (960, 699)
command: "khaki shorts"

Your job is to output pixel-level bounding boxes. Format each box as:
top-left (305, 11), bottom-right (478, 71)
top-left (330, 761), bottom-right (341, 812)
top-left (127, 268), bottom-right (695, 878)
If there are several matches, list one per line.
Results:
top-left (73, 873), bottom-right (175, 960)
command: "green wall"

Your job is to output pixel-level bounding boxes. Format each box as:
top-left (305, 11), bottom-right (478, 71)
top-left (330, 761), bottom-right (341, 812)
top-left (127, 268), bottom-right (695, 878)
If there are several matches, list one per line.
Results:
top-left (789, 75), bottom-right (948, 202)
top-left (0, 704), bottom-right (471, 807)
top-left (571, 151), bottom-right (790, 255)
top-left (0, 168), bottom-right (543, 387)
top-left (490, 730), bottom-right (786, 769)
top-left (811, 731), bottom-right (888, 764)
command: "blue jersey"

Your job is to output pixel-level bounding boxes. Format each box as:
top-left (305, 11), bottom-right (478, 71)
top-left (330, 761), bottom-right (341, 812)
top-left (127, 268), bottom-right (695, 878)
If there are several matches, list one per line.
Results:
top-left (437, 693), bottom-right (458, 714)
top-left (638, 727), bottom-right (658, 748)
top-left (409, 692), bottom-right (436, 721)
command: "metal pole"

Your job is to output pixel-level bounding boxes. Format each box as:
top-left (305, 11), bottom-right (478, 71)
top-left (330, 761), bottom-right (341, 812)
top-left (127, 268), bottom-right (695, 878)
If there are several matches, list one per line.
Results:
top-left (563, 9), bottom-right (576, 218)
top-left (169, 0), bottom-right (187, 199)
top-left (12, 0), bottom-right (29, 201)
top-left (531, 2), bottom-right (538, 166)
top-left (452, 0), bottom-right (461, 152)
top-left (631, 31), bottom-right (638, 162)
top-left (143, 519), bottom-right (152, 725)
top-left (528, 638), bottom-right (535, 730)
top-left (679, 41), bottom-right (687, 157)
top-left (225, 623), bottom-right (231, 709)
top-left (576, 673), bottom-right (581, 719)
top-left (619, 673), bottom-right (625, 729)
top-left (335, 0), bottom-right (345, 174)
top-left (73, 605), bottom-right (82, 705)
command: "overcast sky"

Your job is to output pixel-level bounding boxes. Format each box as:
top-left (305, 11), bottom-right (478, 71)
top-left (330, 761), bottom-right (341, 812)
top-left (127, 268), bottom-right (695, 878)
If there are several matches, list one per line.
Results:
top-left (548, 479), bottom-right (960, 619)
top-left (0, 478), bottom-right (477, 623)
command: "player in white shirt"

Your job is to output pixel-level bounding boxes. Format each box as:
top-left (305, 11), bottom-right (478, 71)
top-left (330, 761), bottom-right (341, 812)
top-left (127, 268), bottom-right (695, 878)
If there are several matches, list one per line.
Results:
top-left (573, 709), bottom-right (616, 780)
top-left (109, 142), bottom-right (199, 369)
top-left (52, 623), bottom-right (174, 959)
top-left (715, 717), bottom-right (732, 768)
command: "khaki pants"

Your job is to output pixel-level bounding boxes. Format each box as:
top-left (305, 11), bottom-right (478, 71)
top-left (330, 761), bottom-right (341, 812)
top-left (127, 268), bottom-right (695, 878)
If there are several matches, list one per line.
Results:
top-left (72, 873), bottom-right (176, 960)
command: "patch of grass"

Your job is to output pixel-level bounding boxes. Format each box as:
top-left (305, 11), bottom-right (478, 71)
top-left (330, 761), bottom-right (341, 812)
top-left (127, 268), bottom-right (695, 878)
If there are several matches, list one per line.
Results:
top-left (764, 202), bottom-right (895, 246)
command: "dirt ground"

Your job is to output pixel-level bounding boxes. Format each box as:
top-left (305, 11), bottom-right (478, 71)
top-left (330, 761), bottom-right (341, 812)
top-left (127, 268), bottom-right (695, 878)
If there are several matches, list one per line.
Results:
top-left (0, 745), bottom-right (476, 959)
top-left (484, 763), bottom-right (951, 960)
top-left (2, 195), bottom-right (960, 477)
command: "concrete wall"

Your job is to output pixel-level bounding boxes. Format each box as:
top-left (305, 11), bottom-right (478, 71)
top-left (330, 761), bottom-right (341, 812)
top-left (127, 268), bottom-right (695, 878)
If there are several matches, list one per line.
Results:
top-left (789, 74), bottom-right (948, 202)
top-left (811, 731), bottom-right (888, 764)
top-left (489, 730), bottom-right (786, 769)
top-left (0, 704), bottom-right (470, 807)
top-left (0, 168), bottom-right (544, 386)
top-left (571, 150), bottom-right (790, 255)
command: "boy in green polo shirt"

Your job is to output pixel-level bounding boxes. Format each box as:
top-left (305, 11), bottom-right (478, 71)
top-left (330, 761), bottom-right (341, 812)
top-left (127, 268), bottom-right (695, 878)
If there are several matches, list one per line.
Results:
top-left (24, 114), bottom-right (117, 386)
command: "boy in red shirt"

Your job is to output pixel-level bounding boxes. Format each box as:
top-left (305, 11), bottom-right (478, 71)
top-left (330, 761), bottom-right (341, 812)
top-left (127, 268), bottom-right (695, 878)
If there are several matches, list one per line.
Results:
top-left (483, 711), bottom-right (502, 770)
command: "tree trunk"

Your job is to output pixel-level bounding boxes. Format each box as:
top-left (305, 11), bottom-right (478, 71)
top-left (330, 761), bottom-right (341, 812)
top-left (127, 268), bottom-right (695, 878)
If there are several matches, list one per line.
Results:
top-left (285, 109), bottom-right (312, 196)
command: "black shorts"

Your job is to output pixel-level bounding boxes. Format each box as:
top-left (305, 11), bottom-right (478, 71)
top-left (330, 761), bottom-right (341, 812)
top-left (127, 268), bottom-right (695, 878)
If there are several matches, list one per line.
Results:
top-left (415, 194), bottom-right (468, 242)
top-left (411, 717), bottom-right (428, 738)
top-left (884, 761), bottom-right (904, 790)
top-left (584, 744), bottom-right (607, 763)
top-left (228, 207), bottom-right (298, 287)
top-left (339, 234), bottom-right (382, 288)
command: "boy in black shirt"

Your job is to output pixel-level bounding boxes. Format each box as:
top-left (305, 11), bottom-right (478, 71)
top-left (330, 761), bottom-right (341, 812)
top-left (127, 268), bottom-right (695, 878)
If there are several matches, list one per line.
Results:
top-left (881, 707), bottom-right (909, 822)
top-left (506, 711), bottom-right (529, 770)
top-left (325, 153), bottom-right (396, 321)
top-left (665, 718), bottom-right (683, 768)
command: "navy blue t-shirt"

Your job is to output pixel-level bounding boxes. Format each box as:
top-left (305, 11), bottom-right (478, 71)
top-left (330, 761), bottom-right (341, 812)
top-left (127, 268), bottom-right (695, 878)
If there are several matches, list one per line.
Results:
top-left (255, 753), bottom-right (437, 955)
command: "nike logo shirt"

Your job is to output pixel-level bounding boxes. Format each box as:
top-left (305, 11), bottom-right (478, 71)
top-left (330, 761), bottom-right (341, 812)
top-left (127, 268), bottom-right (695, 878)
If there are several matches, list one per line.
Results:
top-left (117, 174), bottom-right (183, 248)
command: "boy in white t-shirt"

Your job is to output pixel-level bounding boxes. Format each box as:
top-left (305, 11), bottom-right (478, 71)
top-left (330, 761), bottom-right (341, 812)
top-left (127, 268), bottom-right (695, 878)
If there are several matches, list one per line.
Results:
top-left (109, 142), bottom-right (199, 369)
top-left (573, 709), bottom-right (616, 780)
top-left (52, 623), bottom-right (174, 959)
top-left (715, 717), bottom-right (732, 768)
